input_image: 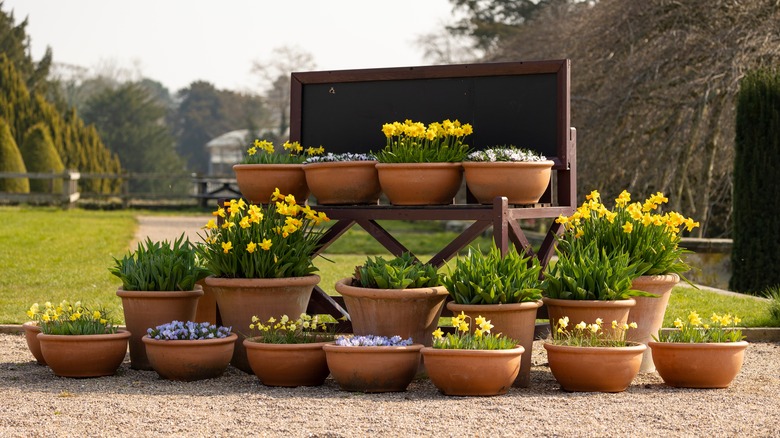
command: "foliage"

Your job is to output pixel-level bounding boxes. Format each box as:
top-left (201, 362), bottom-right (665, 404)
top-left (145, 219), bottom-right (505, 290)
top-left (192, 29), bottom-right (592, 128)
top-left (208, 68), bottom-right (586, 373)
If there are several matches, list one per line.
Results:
top-left (375, 119), bottom-right (473, 163)
top-left (245, 313), bottom-right (336, 344)
top-left (443, 245), bottom-right (542, 304)
top-left (730, 68), bottom-right (780, 294)
top-left (353, 252), bottom-right (443, 289)
top-left (197, 192), bottom-right (330, 278)
top-left (240, 139), bottom-right (324, 164)
top-left (0, 117), bottom-right (29, 193)
top-left (431, 312), bottom-right (518, 350)
top-left (555, 190), bottom-right (699, 279)
top-left (334, 335), bottom-right (414, 347)
top-left (542, 241), bottom-right (646, 300)
top-left (654, 311), bottom-right (744, 343)
top-left (0, 4), bottom-right (52, 94)
top-left (548, 316), bottom-right (638, 347)
top-left (447, 0), bottom-right (551, 53)
top-left (466, 145), bottom-right (547, 162)
top-left (146, 320), bottom-right (232, 340)
top-left (763, 286), bottom-right (780, 324)
top-left (304, 152), bottom-right (376, 163)
top-left (27, 300), bottom-right (119, 335)
top-left (109, 233), bottom-right (210, 291)
top-left (20, 122), bottom-right (64, 193)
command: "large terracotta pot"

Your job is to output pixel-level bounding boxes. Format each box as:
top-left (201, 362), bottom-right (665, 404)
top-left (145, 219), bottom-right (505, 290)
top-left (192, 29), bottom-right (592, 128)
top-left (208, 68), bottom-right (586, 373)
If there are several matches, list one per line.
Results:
top-left (446, 301), bottom-right (542, 388)
top-left (543, 341), bottom-right (646, 392)
top-left (323, 343), bottom-right (423, 392)
top-left (233, 163), bottom-right (309, 204)
top-left (194, 278), bottom-right (218, 325)
top-left (421, 346), bottom-right (524, 396)
top-left (116, 286), bottom-right (204, 370)
top-left (205, 275), bottom-right (319, 373)
top-left (542, 297), bottom-right (636, 340)
top-left (142, 333), bottom-right (237, 381)
top-left (627, 274), bottom-right (680, 373)
top-left (334, 278), bottom-right (448, 347)
top-left (462, 160), bottom-right (554, 205)
top-left (37, 330), bottom-right (131, 378)
top-left (303, 160), bottom-right (381, 205)
top-left (648, 341), bottom-right (749, 388)
top-left (375, 162), bottom-right (463, 205)
top-left (243, 339), bottom-right (330, 387)
top-left (22, 321), bottom-right (46, 365)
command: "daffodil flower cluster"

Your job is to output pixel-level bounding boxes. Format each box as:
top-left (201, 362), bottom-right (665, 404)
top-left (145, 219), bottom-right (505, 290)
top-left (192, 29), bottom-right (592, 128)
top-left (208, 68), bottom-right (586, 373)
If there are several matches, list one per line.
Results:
top-left (376, 119), bottom-right (473, 163)
top-left (554, 189), bottom-right (700, 277)
top-left (654, 311), bottom-right (744, 343)
top-left (241, 139), bottom-right (325, 164)
top-left (334, 335), bottom-right (414, 347)
top-left (466, 145), bottom-right (547, 162)
top-left (197, 189), bottom-right (330, 278)
top-left (27, 300), bottom-right (118, 335)
top-left (246, 313), bottom-right (337, 344)
top-left (147, 320), bottom-right (232, 340)
top-left (431, 312), bottom-right (518, 350)
top-left (549, 316), bottom-right (638, 347)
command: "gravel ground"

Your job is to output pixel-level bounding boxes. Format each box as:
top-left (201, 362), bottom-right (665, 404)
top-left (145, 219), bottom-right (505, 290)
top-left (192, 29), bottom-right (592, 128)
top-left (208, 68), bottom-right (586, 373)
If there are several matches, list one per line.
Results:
top-left (1, 333), bottom-right (778, 437)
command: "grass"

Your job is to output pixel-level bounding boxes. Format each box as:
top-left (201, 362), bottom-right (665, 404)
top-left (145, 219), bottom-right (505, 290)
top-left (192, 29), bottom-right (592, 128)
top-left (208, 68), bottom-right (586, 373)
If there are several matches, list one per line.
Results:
top-left (1, 206), bottom-right (776, 328)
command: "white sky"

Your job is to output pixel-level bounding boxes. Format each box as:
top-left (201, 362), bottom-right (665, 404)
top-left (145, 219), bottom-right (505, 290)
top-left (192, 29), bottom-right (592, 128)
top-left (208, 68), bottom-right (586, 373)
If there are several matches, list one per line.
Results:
top-left (4, 0), bottom-right (455, 93)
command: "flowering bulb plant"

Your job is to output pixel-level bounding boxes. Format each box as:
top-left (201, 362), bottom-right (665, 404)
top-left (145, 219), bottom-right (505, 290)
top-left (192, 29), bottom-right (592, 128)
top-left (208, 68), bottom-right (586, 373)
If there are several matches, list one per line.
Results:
top-left (240, 139), bottom-right (325, 164)
top-left (353, 252), bottom-right (443, 289)
top-left (304, 152), bottom-right (377, 163)
top-left (334, 335), bottom-right (414, 347)
top-left (549, 316), bottom-right (638, 347)
top-left (246, 313), bottom-right (337, 344)
top-left (375, 118), bottom-right (473, 163)
top-left (653, 311), bottom-right (744, 343)
top-left (466, 145), bottom-right (547, 162)
top-left (431, 312), bottom-right (518, 350)
top-left (146, 320), bottom-right (233, 340)
top-left (197, 190), bottom-right (330, 278)
top-left (27, 300), bottom-right (118, 335)
top-left (554, 190), bottom-right (699, 279)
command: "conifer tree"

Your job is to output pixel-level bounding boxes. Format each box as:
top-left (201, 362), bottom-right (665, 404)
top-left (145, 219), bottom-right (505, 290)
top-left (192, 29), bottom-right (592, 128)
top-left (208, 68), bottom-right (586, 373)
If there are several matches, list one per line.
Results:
top-left (0, 117), bottom-right (29, 193)
top-left (21, 122), bottom-right (64, 193)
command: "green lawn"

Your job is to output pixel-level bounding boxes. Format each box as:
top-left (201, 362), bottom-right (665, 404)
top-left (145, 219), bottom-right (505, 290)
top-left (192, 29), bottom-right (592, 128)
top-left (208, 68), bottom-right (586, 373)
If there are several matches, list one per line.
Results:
top-left (1, 206), bottom-right (775, 327)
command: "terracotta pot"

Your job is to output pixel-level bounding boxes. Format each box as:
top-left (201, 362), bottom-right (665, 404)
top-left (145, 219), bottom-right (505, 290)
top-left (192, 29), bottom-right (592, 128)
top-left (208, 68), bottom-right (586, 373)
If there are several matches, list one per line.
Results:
top-left (37, 330), bottom-right (131, 378)
top-left (233, 163), bottom-right (309, 204)
top-left (304, 160), bottom-right (381, 205)
top-left (243, 339), bottom-right (330, 387)
top-left (334, 278), bottom-right (448, 347)
top-left (543, 341), bottom-right (646, 392)
top-left (22, 321), bottom-right (46, 365)
top-left (446, 301), bottom-right (542, 388)
top-left (462, 160), bottom-right (554, 205)
top-left (323, 343), bottom-right (423, 392)
top-left (142, 333), bottom-right (237, 381)
top-left (205, 275), bottom-right (319, 373)
top-left (375, 162), bottom-right (463, 205)
top-left (543, 297), bottom-right (636, 340)
top-left (116, 286), bottom-right (204, 370)
top-left (649, 341), bottom-right (749, 388)
top-left (194, 278), bottom-right (218, 325)
top-left (627, 274), bottom-right (680, 373)
top-left (421, 346), bottom-right (524, 396)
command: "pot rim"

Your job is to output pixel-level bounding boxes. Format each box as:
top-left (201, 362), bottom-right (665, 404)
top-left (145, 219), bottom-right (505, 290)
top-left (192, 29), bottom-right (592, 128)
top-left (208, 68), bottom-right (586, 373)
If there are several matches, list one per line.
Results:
top-left (142, 333), bottom-right (238, 346)
top-left (233, 163), bottom-right (304, 170)
top-left (462, 160), bottom-right (555, 168)
top-left (420, 345), bottom-right (525, 356)
top-left (335, 277), bottom-right (448, 298)
top-left (116, 284), bottom-right (204, 298)
top-left (303, 160), bottom-right (378, 169)
top-left (648, 340), bottom-right (749, 349)
top-left (205, 274), bottom-right (320, 287)
top-left (322, 343), bottom-right (424, 353)
top-left (446, 300), bottom-right (543, 311)
top-left (37, 329), bottom-right (131, 340)
top-left (542, 297), bottom-right (637, 307)
top-left (242, 339), bottom-right (332, 350)
top-left (543, 341), bottom-right (647, 353)
top-left (375, 162), bottom-right (462, 169)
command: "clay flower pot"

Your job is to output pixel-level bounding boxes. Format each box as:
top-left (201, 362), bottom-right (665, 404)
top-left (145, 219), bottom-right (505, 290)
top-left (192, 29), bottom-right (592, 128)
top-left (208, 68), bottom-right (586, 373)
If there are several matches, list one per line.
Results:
top-left (375, 162), bottom-right (463, 205)
top-left (462, 160), bottom-right (554, 204)
top-left (38, 330), bottom-right (131, 378)
top-left (648, 341), bottom-right (749, 388)
top-left (233, 163), bottom-right (309, 204)
top-left (323, 342), bottom-right (423, 392)
top-left (142, 333), bottom-right (237, 381)
top-left (421, 346), bottom-right (525, 396)
top-left (304, 160), bottom-right (381, 205)
top-left (627, 273), bottom-right (680, 373)
top-left (243, 339), bottom-right (330, 387)
top-left (22, 321), bottom-right (46, 365)
top-left (543, 341), bottom-right (646, 392)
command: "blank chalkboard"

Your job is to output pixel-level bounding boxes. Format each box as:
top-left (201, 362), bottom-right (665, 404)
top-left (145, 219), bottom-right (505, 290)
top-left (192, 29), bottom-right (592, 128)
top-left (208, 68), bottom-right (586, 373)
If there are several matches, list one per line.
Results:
top-left (290, 60), bottom-right (570, 165)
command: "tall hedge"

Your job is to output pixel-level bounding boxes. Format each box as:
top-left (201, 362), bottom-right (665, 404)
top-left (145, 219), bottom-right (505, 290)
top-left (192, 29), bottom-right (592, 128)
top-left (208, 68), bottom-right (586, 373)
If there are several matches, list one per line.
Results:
top-left (21, 122), bottom-right (64, 193)
top-left (730, 69), bottom-right (780, 294)
top-left (0, 117), bottom-right (29, 193)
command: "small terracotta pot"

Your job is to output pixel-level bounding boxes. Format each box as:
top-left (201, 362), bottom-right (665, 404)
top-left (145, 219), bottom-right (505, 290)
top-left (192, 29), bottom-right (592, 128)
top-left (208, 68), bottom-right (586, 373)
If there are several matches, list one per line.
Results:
top-left (22, 321), bottom-right (46, 365)
top-left (648, 341), bottom-right (749, 388)
top-left (627, 274), bottom-right (680, 373)
top-left (543, 342), bottom-right (646, 392)
top-left (304, 160), bottom-right (381, 205)
top-left (143, 333), bottom-right (237, 381)
top-left (38, 330), bottom-right (131, 378)
top-left (543, 297), bottom-right (636, 340)
top-left (243, 339), bottom-right (330, 387)
top-left (421, 346), bottom-right (524, 396)
top-left (233, 163), bottom-right (309, 204)
top-left (323, 343), bottom-right (423, 392)
top-left (462, 160), bottom-right (554, 204)
top-left (375, 162), bottom-right (463, 205)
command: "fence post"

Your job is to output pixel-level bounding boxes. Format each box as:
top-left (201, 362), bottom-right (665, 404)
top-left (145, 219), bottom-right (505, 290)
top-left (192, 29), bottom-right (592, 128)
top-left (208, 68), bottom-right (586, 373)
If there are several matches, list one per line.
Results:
top-left (63, 171), bottom-right (81, 208)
